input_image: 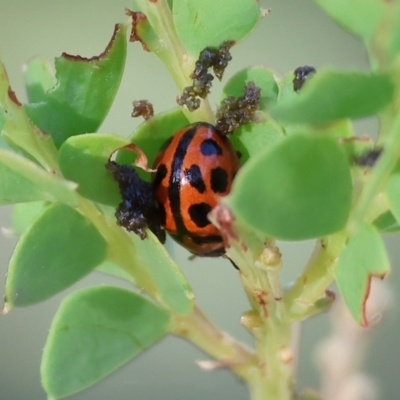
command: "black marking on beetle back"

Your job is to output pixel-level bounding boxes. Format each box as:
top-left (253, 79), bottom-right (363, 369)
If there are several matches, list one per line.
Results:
top-left (169, 125), bottom-right (199, 233)
top-left (191, 234), bottom-right (223, 245)
top-left (210, 167), bottom-right (228, 193)
top-left (153, 163), bottom-right (168, 189)
top-left (185, 164), bottom-right (206, 193)
top-left (200, 138), bottom-right (222, 156)
top-left (188, 202), bottom-right (212, 228)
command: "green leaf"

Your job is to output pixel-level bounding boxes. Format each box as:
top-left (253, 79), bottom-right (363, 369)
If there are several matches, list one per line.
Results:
top-left (271, 69), bottom-right (394, 125)
top-left (311, 0), bottom-right (385, 42)
top-left (96, 260), bottom-right (135, 283)
top-left (230, 118), bottom-right (283, 165)
top-left (275, 70), bottom-right (354, 139)
top-left (24, 58), bottom-right (56, 103)
top-left (373, 211), bottom-right (400, 233)
top-left (131, 230), bottom-right (194, 315)
top-left (386, 161), bottom-right (400, 226)
top-left (0, 149), bottom-right (78, 206)
top-left (11, 201), bottom-right (47, 235)
top-left (24, 24), bottom-right (127, 148)
top-left (4, 203), bottom-right (107, 308)
top-left (227, 132), bottom-right (352, 240)
top-left (222, 67), bottom-right (279, 111)
top-left (41, 286), bottom-right (170, 399)
top-left (0, 60), bottom-right (59, 170)
top-left (59, 133), bottom-right (128, 206)
top-left (118, 107), bottom-right (189, 180)
top-left (173, 0), bottom-right (262, 55)
top-left (387, 5), bottom-right (400, 61)
top-left (334, 224), bottom-right (390, 326)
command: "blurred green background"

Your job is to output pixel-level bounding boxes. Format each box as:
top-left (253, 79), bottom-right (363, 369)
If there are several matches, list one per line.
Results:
top-left (0, 1), bottom-right (399, 399)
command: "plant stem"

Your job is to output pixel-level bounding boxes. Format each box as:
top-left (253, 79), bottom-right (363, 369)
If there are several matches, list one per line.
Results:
top-left (171, 305), bottom-right (257, 381)
top-left (134, 0), bottom-right (215, 123)
top-left (77, 199), bottom-right (159, 298)
top-left (284, 231), bottom-right (348, 320)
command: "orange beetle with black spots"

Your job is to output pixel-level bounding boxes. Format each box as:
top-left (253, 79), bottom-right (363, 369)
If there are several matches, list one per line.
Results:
top-left (152, 122), bottom-right (240, 257)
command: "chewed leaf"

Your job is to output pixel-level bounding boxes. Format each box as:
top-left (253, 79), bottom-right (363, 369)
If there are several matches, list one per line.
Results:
top-left (24, 24), bottom-right (127, 148)
top-left (335, 224), bottom-right (390, 326)
top-left (4, 203), bottom-right (107, 309)
top-left (0, 60), bottom-right (59, 169)
top-left (24, 58), bottom-right (56, 103)
top-left (271, 69), bottom-right (394, 125)
top-left (173, 0), bottom-right (262, 55)
top-left (59, 133), bottom-right (128, 206)
top-left (227, 132), bottom-right (352, 240)
top-left (41, 286), bottom-right (170, 399)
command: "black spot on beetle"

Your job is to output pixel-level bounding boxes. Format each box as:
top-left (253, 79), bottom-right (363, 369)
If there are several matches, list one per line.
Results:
top-left (210, 167), bottom-right (228, 193)
top-left (157, 202), bottom-right (167, 226)
top-left (200, 139), bottom-right (222, 156)
top-left (185, 164), bottom-right (206, 193)
top-left (188, 202), bottom-right (212, 228)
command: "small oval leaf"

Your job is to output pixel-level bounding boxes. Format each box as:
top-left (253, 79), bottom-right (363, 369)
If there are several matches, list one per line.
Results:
top-left (41, 286), bottom-right (171, 399)
top-left (227, 132), bottom-right (352, 240)
top-left (5, 203), bottom-right (107, 308)
top-left (271, 69), bottom-right (394, 125)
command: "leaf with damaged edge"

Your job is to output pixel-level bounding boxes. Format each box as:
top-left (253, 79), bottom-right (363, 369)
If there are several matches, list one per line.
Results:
top-left (334, 223), bottom-right (390, 326)
top-left (24, 58), bottom-right (56, 103)
top-left (24, 24), bottom-right (127, 148)
top-left (41, 286), bottom-right (170, 399)
top-left (0, 60), bottom-right (59, 169)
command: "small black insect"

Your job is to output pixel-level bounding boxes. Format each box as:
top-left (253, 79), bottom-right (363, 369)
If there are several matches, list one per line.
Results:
top-left (293, 65), bottom-right (316, 91)
top-left (354, 148), bottom-right (383, 167)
